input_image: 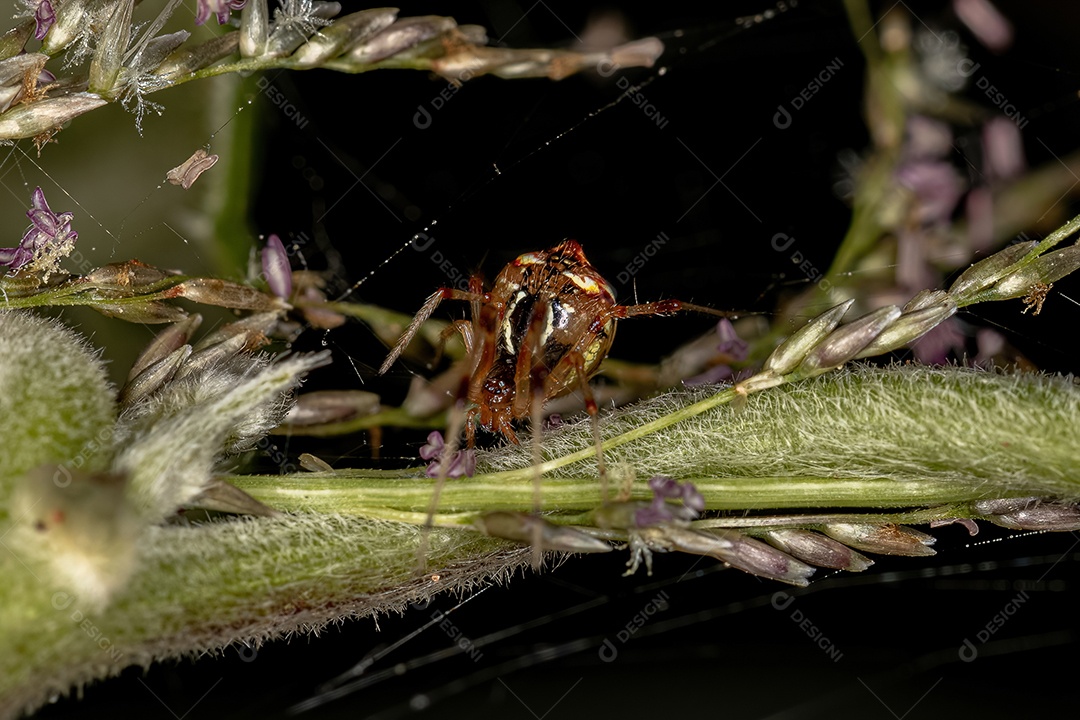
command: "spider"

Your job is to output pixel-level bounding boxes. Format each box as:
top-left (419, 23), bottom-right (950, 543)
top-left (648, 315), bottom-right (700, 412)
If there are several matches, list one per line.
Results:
top-left (379, 239), bottom-right (732, 455)
top-left (1021, 281), bottom-right (1052, 316)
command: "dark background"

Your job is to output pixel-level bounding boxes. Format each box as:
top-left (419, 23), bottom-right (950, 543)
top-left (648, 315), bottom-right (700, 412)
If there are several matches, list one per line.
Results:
top-left (38, 1), bottom-right (1080, 717)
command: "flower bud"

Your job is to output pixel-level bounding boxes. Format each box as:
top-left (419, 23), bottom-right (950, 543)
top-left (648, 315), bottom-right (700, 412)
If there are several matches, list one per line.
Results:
top-left (0, 20), bottom-right (34, 61)
top-left (475, 512), bottom-right (612, 553)
top-left (0, 53), bottom-right (46, 85)
top-left (261, 234), bottom-right (292, 298)
top-left (971, 497), bottom-right (1034, 514)
top-left (904, 288), bottom-right (950, 312)
top-left (174, 333), bottom-right (249, 380)
top-left (457, 24), bottom-right (488, 44)
top-left (975, 498), bottom-right (1080, 531)
top-left (156, 32), bottom-right (240, 82)
top-left (0, 93), bottom-right (107, 141)
top-left (93, 301), bottom-right (189, 323)
top-left (39, 0), bottom-right (84, 54)
top-left (609, 37), bottom-right (665, 69)
top-left (120, 345), bottom-right (191, 407)
top-left (929, 517), bottom-right (979, 535)
top-left (948, 240), bottom-right (1035, 302)
top-left (240, 0), bottom-right (270, 57)
top-left (128, 314), bottom-right (203, 380)
top-left (89, 0), bottom-right (134, 96)
top-left (83, 259), bottom-right (173, 293)
top-left (797, 305), bottom-right (900, 375)
top-left (346, 15), bottom-right (456, 64)
top-left (170, 278), bottom-right (287, 311)
top-left (763, 299), bottom-right (854, 376)
top-left (0, 85), bottom-right (20, 114)
top-left (281, 390), bottom-right (380, 428)
top-left (193, 478), bottom-right (279, 517)
top-left (821, 522), bottom-right (936, 556)
top-left (300, 453), bottom-right (334, 472)
top-left (988, 245), bottom-right (1080, 299)
top-left (131, 31), bottom-right (191, 75)
top-left (293, 7), bottom-right (399, 67)
top-left (648, 526), bottom-right (815, 586)
top-left (855, 299), bottom-right (956, 358)
top-left (763, 528), bottom-right (873, 571)
top-left (264, 2), bottom-right (343, 58)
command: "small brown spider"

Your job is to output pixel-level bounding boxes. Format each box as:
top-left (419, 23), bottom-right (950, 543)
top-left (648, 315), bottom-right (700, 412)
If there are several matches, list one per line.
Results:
top-left (380, 239), bottom-right (731, 448)
top-left (1021, 281), bottom-right (1052, 316)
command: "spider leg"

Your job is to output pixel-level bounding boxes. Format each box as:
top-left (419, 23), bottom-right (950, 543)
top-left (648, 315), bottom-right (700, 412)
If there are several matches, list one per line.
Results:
top-left (507, 297), bottom-right (553, 568)
top-left (418, 395), bottom-right (470, 572)
top-left (539, 340), bottom-right (611, 494)
top-left (379, 287), bottom-right (485, 375)
top-left (565, 349), bottom-right (608, 496)
top-left (468, 274), bottom-right (484, 328)
top-left (529, 367), bottom-right (546, 569)
top-left (511, 298), bottom-right (551, 417)
top-left (464, 404), bottom-right (479, 448)
top-left (430, 319), bottom-right (474, 368)
top-left (612, 298), bottom-right (738, 320)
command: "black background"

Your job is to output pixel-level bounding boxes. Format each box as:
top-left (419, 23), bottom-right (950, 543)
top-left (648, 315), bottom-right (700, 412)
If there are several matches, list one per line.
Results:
top-left (37, 1), bottom-right (1080, 718)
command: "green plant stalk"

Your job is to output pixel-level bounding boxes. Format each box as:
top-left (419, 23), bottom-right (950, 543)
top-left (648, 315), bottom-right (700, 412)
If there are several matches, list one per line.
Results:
top-left (0, 274), bottom-right (192, 309)
top-left (234, 472), bottom-right (1022, 518)
top-left (184, 55), bottom-right (431, 85)
top-left (0, 515), bottom-right (525, 717)
top-left (238, 365), bottom-right (1080, 520)
top-left (206, 72), bottom-right (260, 276)
top-left (697, 504), bottom-right (973, 530)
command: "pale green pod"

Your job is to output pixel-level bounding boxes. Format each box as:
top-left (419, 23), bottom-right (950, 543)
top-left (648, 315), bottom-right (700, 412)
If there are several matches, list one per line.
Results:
top-left (240, 0), bottom-right (270, 57)
top-left (763, 299), bottom-right (854, 375)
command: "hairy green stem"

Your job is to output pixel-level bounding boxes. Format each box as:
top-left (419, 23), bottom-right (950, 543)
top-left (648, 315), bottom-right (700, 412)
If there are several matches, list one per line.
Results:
top-left (243, 365), bottom-right (1080, 521)
top-left (0, 515), bottom-right (525, 717)
top-left (234, 471), bottom-right (1009, 518)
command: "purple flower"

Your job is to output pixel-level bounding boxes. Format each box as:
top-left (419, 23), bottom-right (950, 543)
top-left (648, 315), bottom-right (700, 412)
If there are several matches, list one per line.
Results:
top-left (982, 116), bottom-right (1025, 181)
top-left (682, 365), bottom-right (733, 386)
top-left (420, 430), bottom-right (476, 478)
top-left (0, 187), bottom-right (77, 275)
top-left (33, 0), bottom-right (55, 40)
top-left (912, 316), bottom-right (966, 365)
top-left (683, 319), bottom-right (749, 386)
top-left (419, 430), bottom-right (444, 461)
top-left (895, 161), bottom-right (965, 225)
top-left (716, 318), bottom-right (749, 360)
top-left (973, 327), bottom-right (1006, 368)
top-left (953, 0), bottom-right (1013, 52)
top-left (634, 475), bottom-right (705, 527)
top-left (261, 234), bottom-right (293, 298)
top-left (195, 0), bottom-right (246, 26)
top-left (929, 517), bottom-right (980, 536)
top-left (904, 116), bottom-right (952, 160)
